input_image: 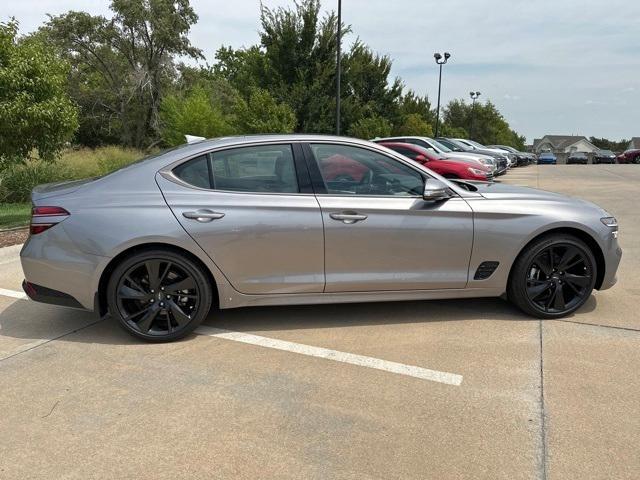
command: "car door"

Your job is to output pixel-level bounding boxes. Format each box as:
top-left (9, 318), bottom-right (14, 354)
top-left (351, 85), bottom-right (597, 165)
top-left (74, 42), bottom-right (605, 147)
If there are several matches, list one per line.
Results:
top-left (305, 142), bottom-right (474, 292)
top-left (157, 143), bottom-right (325, 295)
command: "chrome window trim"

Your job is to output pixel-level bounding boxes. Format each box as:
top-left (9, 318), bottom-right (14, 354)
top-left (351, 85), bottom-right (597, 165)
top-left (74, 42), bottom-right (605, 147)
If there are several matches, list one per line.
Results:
top-left (158, 138), bottom-right (479, 198)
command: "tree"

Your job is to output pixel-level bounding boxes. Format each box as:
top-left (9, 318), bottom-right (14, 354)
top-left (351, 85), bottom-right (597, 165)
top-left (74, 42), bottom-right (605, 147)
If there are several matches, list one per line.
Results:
top-left (159, 86), bottom-right (235, 147)
top-left (0, 19), bottom-right (78, 168)
top-left (215, 0), bottom-right (402, 136)
top-left (443, 99), bottom-right (525, 149)
top-left (42, 0), bottom-right (202, 148)
top-left (394, 113), bottom-right (433, 137)
top-left (236, 88), bottom-right (296, 134)
top-left (348, 115), bottom-right (391, 140)
top-left (589, 137), bottom-right (628, 152)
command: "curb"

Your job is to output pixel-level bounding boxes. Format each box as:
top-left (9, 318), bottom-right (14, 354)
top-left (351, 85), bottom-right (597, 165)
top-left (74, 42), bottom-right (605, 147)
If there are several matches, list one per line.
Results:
top-left (0, 226), bottom-right (29, 233)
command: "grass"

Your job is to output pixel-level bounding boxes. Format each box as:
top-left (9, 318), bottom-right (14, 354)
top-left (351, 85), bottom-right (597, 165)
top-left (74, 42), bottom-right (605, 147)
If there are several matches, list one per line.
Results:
top-left (0, 202), bottom-right (31, 229)
top-left (0, 146), bottom-right (148, 204)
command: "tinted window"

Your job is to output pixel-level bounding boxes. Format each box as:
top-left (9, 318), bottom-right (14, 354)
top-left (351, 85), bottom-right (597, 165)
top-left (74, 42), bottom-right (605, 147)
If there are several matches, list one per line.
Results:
top-left (211, 145), bottom-right (299, 193)
top-left (173, 155), bottom-right (211, 189)
top-left (388, 146), bottom-right (423, 161)
top-left (310, 144), bottom-right (424, 196)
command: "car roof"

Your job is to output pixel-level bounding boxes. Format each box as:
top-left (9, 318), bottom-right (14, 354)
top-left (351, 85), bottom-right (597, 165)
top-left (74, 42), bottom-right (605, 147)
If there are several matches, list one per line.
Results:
top-left (129, 134), bottom-right (386, 171)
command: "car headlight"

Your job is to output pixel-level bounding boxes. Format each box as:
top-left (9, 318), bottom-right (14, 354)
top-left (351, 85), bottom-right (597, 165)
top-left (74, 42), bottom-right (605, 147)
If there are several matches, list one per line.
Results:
top-left (468, 167), bottom-right (487, 176)
top-left (600, 217), bottom-right (618, 227)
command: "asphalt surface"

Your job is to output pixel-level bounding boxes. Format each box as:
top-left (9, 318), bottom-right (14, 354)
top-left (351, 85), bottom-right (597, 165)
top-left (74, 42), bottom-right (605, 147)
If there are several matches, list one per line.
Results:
top-left (0, 165), bottom-right (638, 479)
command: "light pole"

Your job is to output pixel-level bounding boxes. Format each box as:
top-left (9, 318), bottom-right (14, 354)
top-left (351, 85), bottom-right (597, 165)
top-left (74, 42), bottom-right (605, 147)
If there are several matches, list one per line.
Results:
top-left (335, 0), bottom-right (342, 135)
top-left (469, 91), bottom-right (481, 140)
top-left (433, 51), bottom-right (450, 137)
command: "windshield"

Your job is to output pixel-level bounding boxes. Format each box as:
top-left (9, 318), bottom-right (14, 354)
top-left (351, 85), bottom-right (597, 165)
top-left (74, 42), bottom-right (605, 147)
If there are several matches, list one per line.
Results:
top-left (436, 138), bottom-right (465, 151)
top-left (426, 139), bottom-right (453, 153)
top-left (599, 150), bottom-right (614, 156)
top-left (466, 139), bottom-right (487, 149)
top-left (411, 144), bottom-right (447, 160)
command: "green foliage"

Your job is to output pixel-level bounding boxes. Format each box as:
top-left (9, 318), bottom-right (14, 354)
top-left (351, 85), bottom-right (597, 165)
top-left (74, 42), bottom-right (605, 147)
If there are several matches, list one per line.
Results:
top-left (589, 137), bottom-right (628, 152)
top-left (0, 160), bottom-right (68, 202)
top-left (160, 86), bottom-right (235, 146)
top-left (236, 88), bottom-right (296, 134)
top-left (42, 0), bottom-right (202, 148)
top-left (443, 99), bottom-right (525, 149)
top-left (0, 202), bottom-right (31, 229)
top-left (348, 115), bottom-right (392, 140)
top-left (394, 113), bottom-right (433, 137)
top-left (0, 146), bottom-right (144, 202)
top-left (0, 19), bottom-right (78, 167)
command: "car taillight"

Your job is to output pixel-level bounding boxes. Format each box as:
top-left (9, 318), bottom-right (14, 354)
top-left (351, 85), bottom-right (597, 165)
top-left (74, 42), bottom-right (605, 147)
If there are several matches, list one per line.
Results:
top-left (30, 206), bottom-right (70, 235)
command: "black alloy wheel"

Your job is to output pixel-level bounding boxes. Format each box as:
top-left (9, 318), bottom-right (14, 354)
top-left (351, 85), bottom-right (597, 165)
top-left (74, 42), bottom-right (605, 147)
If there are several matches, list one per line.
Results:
top-left (508, 235), bottom-right (596, 318)
top-left (107, 250), bottom-right (212, 342)
top-left (525, 244), bottom-right (593, 314)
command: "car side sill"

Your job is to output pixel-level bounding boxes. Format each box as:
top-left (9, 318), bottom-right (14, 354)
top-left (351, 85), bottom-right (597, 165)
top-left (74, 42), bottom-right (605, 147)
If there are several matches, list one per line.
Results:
top-left (217, 285), bottom-right (505, 309)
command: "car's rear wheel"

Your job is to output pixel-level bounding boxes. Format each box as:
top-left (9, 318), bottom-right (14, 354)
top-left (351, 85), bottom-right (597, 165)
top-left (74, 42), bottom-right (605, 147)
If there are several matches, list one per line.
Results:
top-left (107, 249), bottom-right (212, 342)
top-left (508, 234), bottom-right (596, 318)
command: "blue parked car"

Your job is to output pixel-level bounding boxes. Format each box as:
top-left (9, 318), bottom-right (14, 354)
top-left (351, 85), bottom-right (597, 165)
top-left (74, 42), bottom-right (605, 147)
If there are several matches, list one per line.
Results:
top-left (538, 152), bottom-right (557, 164)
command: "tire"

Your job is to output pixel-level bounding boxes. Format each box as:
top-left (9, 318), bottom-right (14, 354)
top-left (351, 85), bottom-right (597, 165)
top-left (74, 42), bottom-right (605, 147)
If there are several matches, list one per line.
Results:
top-left (507, 234), bottom-right (596, 319)
top-left (107, 249), bottom-right (213, 342)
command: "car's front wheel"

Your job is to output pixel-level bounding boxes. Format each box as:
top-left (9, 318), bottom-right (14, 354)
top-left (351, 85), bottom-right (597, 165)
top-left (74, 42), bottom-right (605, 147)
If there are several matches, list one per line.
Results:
top-left (107, 249), bottom-right (213, 342)
top-left (508, 234), bottom-right (596, 318)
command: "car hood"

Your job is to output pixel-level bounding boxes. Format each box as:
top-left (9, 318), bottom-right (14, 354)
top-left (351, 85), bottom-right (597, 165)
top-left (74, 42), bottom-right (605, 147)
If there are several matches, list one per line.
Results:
top-left (473, 182), bottom-right (604, 210)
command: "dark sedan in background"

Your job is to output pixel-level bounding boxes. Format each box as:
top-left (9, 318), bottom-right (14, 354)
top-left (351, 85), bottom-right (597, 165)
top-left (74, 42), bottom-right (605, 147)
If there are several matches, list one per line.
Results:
top-left (593, 150), bottom-right (617, 164)
top-left (567, 152), bottom-right (589, 165)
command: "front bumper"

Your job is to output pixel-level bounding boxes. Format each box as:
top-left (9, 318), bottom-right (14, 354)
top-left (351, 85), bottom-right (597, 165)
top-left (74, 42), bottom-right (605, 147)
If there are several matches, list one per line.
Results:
top-left (599, 231), bottom-right (622, 290)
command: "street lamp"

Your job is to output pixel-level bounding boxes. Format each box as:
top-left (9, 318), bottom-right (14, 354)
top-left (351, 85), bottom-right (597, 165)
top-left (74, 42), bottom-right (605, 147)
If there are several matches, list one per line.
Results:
top-left (433, 51), bottom-right (451, 137)
top-left (469, 91), bottom-right (481, 140)
top-left (335, 0), bottom-right (342, 135)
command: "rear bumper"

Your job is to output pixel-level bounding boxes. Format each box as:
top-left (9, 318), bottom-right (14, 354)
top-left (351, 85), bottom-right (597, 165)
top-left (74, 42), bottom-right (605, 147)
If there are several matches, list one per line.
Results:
top-left (22, 280), bottom-right (85, 309)
top-left (20, 225), bottom-right (107, 310)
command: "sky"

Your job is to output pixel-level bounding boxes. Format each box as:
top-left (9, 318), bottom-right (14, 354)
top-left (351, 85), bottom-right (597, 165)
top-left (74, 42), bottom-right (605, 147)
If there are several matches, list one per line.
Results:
top-left (5, 0), bottom-right (640, 143)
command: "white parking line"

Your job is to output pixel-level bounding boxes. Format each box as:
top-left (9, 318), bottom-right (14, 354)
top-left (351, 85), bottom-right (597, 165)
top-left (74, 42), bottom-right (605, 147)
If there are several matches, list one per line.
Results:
top-left (196, 326), bottom-right (463, 386)
top-left (0, 288), bottom-right (27, 300)
top-left (0, 288), bottom-right (463, 385)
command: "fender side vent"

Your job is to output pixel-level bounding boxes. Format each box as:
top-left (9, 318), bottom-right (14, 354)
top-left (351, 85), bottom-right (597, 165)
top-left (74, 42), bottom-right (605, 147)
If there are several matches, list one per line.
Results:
top-left (474, 261), bottom-right (499, 280)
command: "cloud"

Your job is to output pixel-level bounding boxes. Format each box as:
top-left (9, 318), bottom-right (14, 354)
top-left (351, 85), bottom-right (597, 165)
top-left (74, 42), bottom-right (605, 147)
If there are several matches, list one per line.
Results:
top-left (503, 94), bottom-right (521, 101)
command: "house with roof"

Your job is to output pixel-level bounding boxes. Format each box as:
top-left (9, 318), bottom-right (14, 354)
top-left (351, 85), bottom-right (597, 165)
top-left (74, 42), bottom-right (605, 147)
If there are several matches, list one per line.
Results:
top-left (627, 137), bottom-right (640, 150)
top-left (532, 135), bottom-right (599, 154)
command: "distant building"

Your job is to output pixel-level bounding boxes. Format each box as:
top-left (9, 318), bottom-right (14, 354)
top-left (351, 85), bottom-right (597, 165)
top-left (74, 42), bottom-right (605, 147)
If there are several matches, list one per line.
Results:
top-left (532, 135), bottom-right (599, 154)
top-left (628, 137), bottom-right (640, 150)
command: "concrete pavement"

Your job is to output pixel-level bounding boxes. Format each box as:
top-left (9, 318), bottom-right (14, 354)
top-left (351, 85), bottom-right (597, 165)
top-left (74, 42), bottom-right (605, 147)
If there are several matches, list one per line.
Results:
top-left (0, 165), bottom-right (638, 479)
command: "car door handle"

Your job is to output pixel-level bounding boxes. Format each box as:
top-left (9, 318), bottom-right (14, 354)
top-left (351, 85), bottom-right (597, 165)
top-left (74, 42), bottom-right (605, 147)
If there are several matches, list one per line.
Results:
top-left (182, 209), bottom-right (225, 222)
top-left (329, 212), bottom-right (368, 224)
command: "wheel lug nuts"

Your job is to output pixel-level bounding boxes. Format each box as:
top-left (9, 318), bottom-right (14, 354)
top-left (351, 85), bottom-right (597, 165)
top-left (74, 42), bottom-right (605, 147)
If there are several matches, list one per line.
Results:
top-left (150, 299), bottom-right (154, 303)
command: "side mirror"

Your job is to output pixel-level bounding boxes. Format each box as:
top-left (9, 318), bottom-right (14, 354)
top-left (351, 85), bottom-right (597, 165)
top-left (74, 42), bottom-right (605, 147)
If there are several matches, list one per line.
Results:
top-left (423, 179), bottom-right (452, 202)
top-left (415, 154), bottom-right (428, 163)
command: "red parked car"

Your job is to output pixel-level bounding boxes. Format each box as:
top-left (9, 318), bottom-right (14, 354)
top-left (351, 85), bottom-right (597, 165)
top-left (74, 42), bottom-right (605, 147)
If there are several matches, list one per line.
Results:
top-left (379, 142), bottom-right (493, 181)
top-left (617, 149), bottom-right (640, 164)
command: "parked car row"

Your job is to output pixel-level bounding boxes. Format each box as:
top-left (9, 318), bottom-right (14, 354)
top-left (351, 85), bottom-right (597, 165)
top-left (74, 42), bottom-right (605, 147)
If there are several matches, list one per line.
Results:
top-left (370, 136), bottom-right (535, 182)
top-left (537, 149), bottom-right (640, 165)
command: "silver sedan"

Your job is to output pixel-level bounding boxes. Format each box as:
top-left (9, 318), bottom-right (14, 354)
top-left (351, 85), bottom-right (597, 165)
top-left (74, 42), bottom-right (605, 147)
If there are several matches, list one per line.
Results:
top-left (21, 135), bottom-right (622, 341)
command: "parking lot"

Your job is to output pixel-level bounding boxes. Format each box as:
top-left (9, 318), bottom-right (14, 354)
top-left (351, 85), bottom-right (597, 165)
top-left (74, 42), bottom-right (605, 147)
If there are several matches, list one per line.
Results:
top-left (0, 165), bottom-right (638, 479)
